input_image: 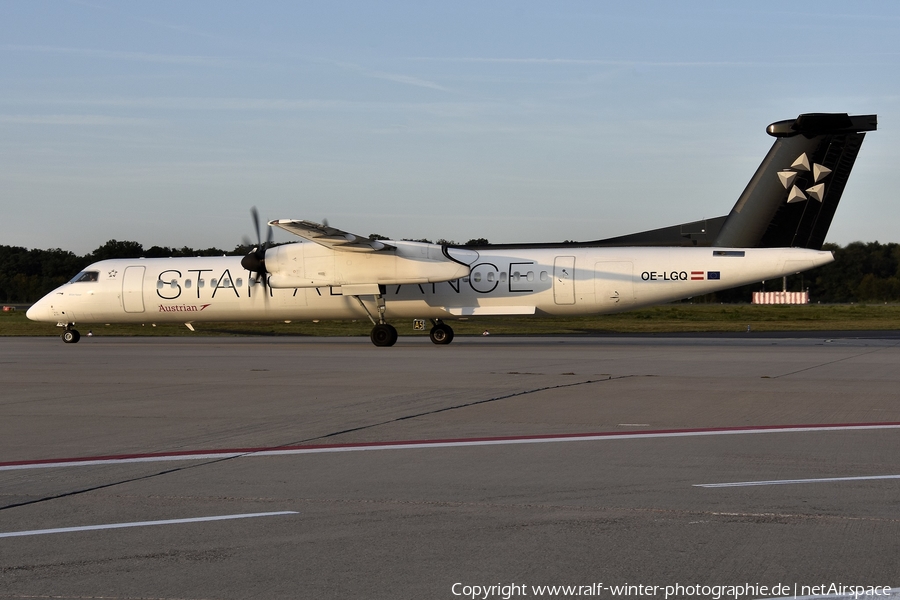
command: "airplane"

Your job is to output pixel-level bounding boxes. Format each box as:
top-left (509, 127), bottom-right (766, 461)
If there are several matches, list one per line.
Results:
top-left (26, 112), bottom-right (877, 347)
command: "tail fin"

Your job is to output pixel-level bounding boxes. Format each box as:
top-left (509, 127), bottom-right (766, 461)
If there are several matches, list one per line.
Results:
top-left (713, 113), bottom-right (876, 249)
top-left (592, 113), bottom-right (876, 249)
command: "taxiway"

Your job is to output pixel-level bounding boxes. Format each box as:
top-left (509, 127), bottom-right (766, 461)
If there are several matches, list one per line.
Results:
top-left (1, 335), bottom-right (898, 599)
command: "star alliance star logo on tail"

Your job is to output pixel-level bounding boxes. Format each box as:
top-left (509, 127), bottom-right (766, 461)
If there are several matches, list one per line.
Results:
top-left (777, 152), bottom-right (832, 204)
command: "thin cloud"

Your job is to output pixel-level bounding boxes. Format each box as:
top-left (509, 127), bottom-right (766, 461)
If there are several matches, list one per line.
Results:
top-left (0, 96), bottom-right (497, 116)
top-left (0, 114), bottom-right (150, 125)
top-left (408, 57), bottom-right (780, 67)
top-left (407, 56), bottom-right (878, 68)
top-left (368, 71), bottom-right (451, 92)
top-left (325, 59), bottom-right (454, 93)
top-left (5, 44), bottom-right (241, 68)
top-left (138, 17), bottom-right (220, 41)
top-left (63, 0), bottom-right (222, 41)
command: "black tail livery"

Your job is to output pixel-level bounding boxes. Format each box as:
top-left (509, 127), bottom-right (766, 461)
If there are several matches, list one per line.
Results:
top-left (595, 113), bottom-right (877, 250)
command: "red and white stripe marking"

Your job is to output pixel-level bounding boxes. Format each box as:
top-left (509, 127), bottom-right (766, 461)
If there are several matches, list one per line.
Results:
top-left (2, 423), bottom-right (898, 471)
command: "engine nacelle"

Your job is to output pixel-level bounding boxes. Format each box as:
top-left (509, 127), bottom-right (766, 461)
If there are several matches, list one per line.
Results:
top-left (265, 241), bottom-right (471, 288)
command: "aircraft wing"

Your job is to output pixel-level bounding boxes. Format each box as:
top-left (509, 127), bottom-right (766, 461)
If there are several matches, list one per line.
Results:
top-left (269, 219), bottom-right (392, 252)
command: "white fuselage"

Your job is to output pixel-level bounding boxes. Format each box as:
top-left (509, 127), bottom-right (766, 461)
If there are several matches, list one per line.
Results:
top-left (26, 243), bottom-right (833, 326)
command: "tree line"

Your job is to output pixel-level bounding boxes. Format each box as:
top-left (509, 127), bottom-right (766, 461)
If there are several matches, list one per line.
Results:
top-left (0, 240), bottom-right (244, 304)
top-left (2, 239), bottom-right (899, 304)
top-left (704, 242), bottom-right (900, 304)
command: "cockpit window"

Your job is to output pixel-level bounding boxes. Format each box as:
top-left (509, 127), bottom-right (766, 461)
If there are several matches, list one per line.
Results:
top-left (69, 271), bottom-right (99, 283)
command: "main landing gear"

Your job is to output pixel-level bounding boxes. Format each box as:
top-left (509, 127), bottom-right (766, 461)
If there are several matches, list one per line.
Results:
top-left (369, 320), bottom-right (455, 346)
top-left (369, 320), bottom-right (455, 347)
top-left (429, 320), bottom-right (454, 345)
top-left (352, 292), bottom-right (398, 347)
top-left (352, 292), bottom-right (455, 347)
top-left (61, 325), bottom-right (80, 344)
top-left (370, 323), bottom-right (398, 347)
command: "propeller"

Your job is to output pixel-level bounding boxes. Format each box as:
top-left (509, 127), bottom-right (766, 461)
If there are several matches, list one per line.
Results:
top-left (241, 207), bottom-right (274, 290)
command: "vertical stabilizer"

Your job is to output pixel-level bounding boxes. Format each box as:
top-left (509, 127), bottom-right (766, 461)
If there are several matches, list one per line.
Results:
top-left (713, 113), bottom-right (876, 249)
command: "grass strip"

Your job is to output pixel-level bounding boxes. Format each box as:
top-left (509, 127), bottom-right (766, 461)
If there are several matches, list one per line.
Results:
top-left (2, 304), bottom-right (899, 337)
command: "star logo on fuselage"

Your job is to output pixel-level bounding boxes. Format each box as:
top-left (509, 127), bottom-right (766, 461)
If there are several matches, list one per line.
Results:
top-left (108, 269), bottom-right (118, 278)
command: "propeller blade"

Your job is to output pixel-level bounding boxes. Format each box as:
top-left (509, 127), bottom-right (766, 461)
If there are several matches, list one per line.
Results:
top-left (251, 206), bottom-right (262, 248)
top-left (242, 207), bottom-right (273, 302)
top-left (242, 207), bottom-right (267, 278)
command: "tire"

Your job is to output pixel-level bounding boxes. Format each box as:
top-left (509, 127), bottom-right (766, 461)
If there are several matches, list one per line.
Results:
top-left (62, 329), bottom-right (80, 344)
top-left (429, 324), bottom-right (454, 345)
top-left (370, 323), bottom-right (398, 347)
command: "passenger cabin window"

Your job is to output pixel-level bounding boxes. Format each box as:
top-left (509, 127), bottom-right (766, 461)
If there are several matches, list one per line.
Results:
top-left (69, 271), bottom-right (99, 283)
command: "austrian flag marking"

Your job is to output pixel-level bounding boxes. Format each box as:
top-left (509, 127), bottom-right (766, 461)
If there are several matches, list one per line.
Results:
top-left (689, 271), bottom-right (721, 281)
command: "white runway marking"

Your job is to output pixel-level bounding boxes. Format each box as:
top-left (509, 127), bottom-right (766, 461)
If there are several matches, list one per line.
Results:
top-left (0, 511), bottom-right (298, 539)
top-left (697, 474), bottom-right (900, 488)
top-left (2, 423), bottom-right (899, 472)
top-left (762, 587), bottom-right (900, 599)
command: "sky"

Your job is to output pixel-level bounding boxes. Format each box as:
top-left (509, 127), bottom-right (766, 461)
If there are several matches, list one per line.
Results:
top-left (1, 1), bottom-right (899, 254)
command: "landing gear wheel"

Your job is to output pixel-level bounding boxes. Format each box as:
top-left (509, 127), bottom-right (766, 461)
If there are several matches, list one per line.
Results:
top-left (62, 329), bottom-right (80, 344)
top-left (370, 323), bottom-right (398, 347)
top-left (429, 323), bottom-right (454, 345)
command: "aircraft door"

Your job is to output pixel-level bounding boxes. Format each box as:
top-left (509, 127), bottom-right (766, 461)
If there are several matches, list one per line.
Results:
top-left (122, 266), bottom-right (146, 313)
top-left (594, 261), bottom-right (635, 308)
top-left (553, 256), bottom-right (576, 305)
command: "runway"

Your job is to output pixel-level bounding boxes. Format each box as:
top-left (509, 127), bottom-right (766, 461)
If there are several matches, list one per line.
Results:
top-left (1, 335), bottom-right (899, 599)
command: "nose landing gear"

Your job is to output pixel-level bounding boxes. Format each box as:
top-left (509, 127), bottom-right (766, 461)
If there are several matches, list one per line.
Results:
top-left (61, 325), bottom-right (81, 344)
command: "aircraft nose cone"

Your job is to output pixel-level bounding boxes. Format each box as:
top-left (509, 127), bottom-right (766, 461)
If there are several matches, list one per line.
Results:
top-left (26, 300), bottom-right (50, 322)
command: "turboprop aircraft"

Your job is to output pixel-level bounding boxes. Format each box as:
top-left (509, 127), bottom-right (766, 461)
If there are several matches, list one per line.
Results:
top-left (27, 112), bottom-right (876, 346)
